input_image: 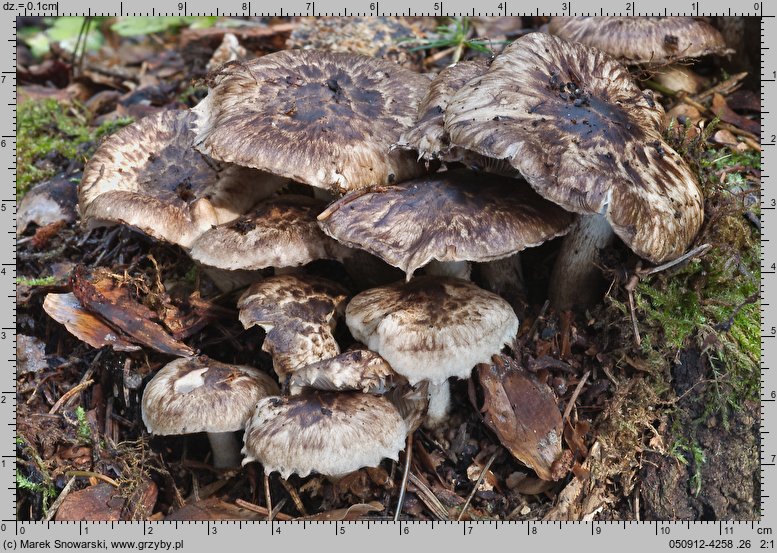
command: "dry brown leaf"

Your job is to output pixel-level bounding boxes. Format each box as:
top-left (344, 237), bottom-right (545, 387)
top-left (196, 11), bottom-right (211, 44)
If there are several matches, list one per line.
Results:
top-left (70, 266), bottom-right (193, 357)
top-left (43, 293), bottom-right (141, 352)
top-left (476, 354), bottom-right (564, 481)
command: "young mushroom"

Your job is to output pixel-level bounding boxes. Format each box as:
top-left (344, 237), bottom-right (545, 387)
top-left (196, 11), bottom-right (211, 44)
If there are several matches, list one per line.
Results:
top-left (79, 110), bottom-right (283, 249)
top-left (345, 276), bottom-right (519, 427)
top-left (141, 356), bottom-right (279, 468)
top-left (444, 33), bottom-right (704, 309)
top-left (237, 274), bottom-right (349, 381)
top-left (193, 50), bottom-right (431, 195)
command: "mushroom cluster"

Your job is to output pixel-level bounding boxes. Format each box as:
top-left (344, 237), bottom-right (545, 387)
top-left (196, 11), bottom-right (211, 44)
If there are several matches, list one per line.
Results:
top-left (69, 26), bottom-right (708, 501)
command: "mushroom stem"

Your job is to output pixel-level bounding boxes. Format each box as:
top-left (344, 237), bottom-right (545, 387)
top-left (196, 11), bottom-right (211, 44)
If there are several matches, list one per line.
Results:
top-left (548, 213), bottom-right (615, 311)
top-left (207, 431), bottom-right (242, 468)
top-left (425, 260), bottom-right (471, 280)
top-left (424, 380), bottom-right (452, 428)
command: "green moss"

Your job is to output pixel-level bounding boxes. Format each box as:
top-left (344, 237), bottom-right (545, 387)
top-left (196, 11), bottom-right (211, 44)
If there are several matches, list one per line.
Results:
top-left (634, 144), bottom-right (760, 420)
top-left (16, 275), bottom-right (57, 287)
top-left (17, 99), bottom-right (133, 196)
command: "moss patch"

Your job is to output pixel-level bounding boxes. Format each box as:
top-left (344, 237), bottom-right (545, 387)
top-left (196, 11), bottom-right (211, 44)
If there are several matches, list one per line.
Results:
top-left (17, 99), bottom-right (132, 196)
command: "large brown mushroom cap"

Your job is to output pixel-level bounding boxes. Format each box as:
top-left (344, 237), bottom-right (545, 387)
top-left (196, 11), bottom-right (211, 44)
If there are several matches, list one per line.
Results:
top-left (444, 33), bottom-right (704, 263)
top-left (398, 59), bottom-right (490, 161)
top-left (141, 356), bottom-right (279, 435)
top-left (548, 17), bottom-right (730, 64)
top-left (189, 195), bottom-right (347, 271)
top-left (237, 275), bottom-right (348, 380)
top-left (193, 50), bottom-right (431, 194)
top-left (346, 276), bottom-right (519, 385)
top-left (318, 170), bottom-right (574, 278)
top-left (242, 392), bottom-right (409, 478)
top-left (80, 110), bottom-right (283, 249)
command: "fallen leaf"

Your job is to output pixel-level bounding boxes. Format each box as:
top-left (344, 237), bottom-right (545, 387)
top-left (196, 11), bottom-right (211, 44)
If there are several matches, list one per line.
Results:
top-left (43, 293), bottom-right (141, 352)
top-left (70, 266), bottom-right (194, 357)
top-left (475, 354), bottom-right (564, 481)
top-left (17, 174), bottom-right (78, 237)
top-left (298, 501), bottom-right (384, 521)
top-left (55, 479), bottom-right (157, 521)
top-left (17, 334), bottom-right (49, 374)
top-left (712, 93), bottom-right (760, 136)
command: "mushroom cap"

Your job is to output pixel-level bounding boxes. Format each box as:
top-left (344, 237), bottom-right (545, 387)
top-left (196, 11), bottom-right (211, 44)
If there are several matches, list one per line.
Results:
top-left (288, 348), bottom-right (399, 394)
top-left (346, 276), bottom-right (519, 385)
top-left (80, 110), bottom-right (283, 249)
top-left (398, 59), bottom-right (490, 161)
top-left (444, 32), bottom-right (704, 263)
top-left (141, 356), bottom-right (279, 435)
top-left (192, 50), bottom-right (431, 194)
top-left (189, 195), bottom-right (348, 271)
top-left (286, 17), bottom-right (424, 69)
top-left (237, 275), bottom-right (349, 379)
top-left (242, 392), bottom-right (408, 478)
top-left (319, 170), bottom-right (574, 278)
top-left (547, 17), bottom-right (730, 64)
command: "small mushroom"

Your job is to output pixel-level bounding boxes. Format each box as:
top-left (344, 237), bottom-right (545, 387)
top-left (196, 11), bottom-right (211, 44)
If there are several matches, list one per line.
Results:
top-left (318, 169), bottom-right (574, 281)
top-left (190, 194), bottom-right (349, 272)
top-left (141, 356), bottom-right (279, 468)
top-left (192, 50), bottom-right (431, 194)
top-left (237, 274), bottom-right (348, 381)
top-left (445, 33), bottom-right (704, 309)
top-left (346, 276), bottom-right (519, 426)
top-left (80, 110), bottom-right (284, 249)
top-left (242, 392), bottom-right (410, 479)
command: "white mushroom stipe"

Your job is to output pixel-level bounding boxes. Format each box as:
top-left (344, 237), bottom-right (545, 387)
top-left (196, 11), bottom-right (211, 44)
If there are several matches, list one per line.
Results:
top-left (425, 259), bottom-right (472, 280)
top-left (207, 431), bottom-right (242, 469)
top-left (424, 380), bottom-right (452, 429)
top-left (548, 213), bottom-right (616, 310)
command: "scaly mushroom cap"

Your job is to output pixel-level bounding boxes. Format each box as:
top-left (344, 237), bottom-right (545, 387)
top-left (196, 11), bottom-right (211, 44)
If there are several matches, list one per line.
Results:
top-left (242, 392), bottom-right (409, 478)
top-left (288, 348), bottom-right (399, 394)
top-left (445, 33), bottom-right (704, 263)
top-left (238, 275), bottom-right (349, 380)
top-left (547, 17), bottom-right (730, 64)
top-left (80, 110), bottom-right (283, 249)
top-left (398, 59), bottom-right (490, 161)
top-left (141, 356), bottom-right (279, 435)
top-left (192, 50), bottom-right (431, 194)
top-left (189, 195), bottom-right (348, 271)
top-left (318, 170), bottom-right (574, 278)
top-left (346, 277), bottom-right (519, 385)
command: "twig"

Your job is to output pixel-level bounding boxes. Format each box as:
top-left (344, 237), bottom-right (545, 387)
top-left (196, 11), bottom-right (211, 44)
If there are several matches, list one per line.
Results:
top-left (456, 451), bottom-right (497, 521)
top-left (66, 470), bottom-right (120, 488)
top-left (279, 477), bottom-right (308, 517)
top-left (407, 473), bottom-right (448, 520)
top-left (637, 244), bottom-right (712, 276)
top-left (234, 499), bottom-right (293, 521)
top-left (518, 299), bottom-right (550, 349)
top-left (49, 379), bottom-right (94, 414)
top-left (44, 476), bottom-right (76, 522)
top-left (393, 432), bottom-right (414, 522)
top-left (562, 370), bottom-right (591, 425)
top-left (692, 72), bottom-right (748, 103)
top-left (714, 292), bottom-right (759, 331)
top-left (625, 274), bottom-right (642, 347)
top-left (264, 473), bottom-right (273, 522)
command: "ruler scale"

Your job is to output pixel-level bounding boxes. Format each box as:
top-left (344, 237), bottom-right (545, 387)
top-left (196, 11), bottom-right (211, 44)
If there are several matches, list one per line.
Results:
top-left (8, 3), bottom-right (774, 551)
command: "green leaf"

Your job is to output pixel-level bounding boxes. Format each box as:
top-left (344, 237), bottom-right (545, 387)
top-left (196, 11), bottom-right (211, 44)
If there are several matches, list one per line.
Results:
top-left (46, 16), bottom-right (104, 54)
